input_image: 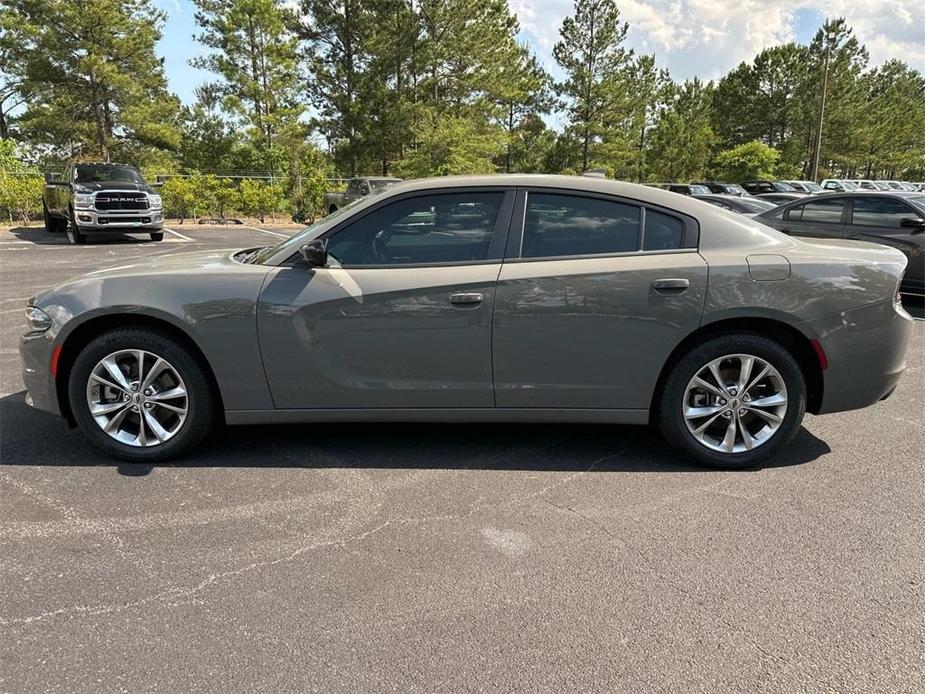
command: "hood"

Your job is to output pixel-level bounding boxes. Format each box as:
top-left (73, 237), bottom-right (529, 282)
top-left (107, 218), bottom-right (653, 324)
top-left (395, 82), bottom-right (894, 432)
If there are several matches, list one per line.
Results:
top-left (74, 181), bottom-right (155, 194)
top-left (48, 248), bottom-right (267, 293)
top-left (79, 248), bottom-right (247, 278)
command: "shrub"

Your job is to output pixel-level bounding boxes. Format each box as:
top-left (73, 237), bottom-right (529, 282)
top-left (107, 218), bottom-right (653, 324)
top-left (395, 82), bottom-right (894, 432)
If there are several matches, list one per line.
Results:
top-left (0, 172), bottom-right (43, 226)
top-left (160, 176), bottom-right (197, 223)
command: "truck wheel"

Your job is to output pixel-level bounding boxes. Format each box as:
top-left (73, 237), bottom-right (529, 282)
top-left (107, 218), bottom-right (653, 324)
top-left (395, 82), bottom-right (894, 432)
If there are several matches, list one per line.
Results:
top-left (150, 232), bottom-right (164, 242)
top-left (328, 205), bottom-right (338, 214)
top-left (43, 203), bottom-right (54, 232)
top-left (66, 208), bottom-right (86, 245)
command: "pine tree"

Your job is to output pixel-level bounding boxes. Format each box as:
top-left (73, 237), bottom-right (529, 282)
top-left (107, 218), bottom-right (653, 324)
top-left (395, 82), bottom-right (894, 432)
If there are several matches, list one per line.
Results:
top-left (553, 0), bottom-right (632, 171)
top-left (648, 79), bottom-right (715, 182)
top-left (4, 0), bottom-right (180, 161)
top-left (296, 0), bottom-right (374, 175)
top-left (192, 0), bottom-right (302, 152)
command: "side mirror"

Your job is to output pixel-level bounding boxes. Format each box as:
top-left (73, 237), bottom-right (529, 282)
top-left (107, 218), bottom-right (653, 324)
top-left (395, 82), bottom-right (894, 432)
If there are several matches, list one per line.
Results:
top-left (900, 217), bottom-right (925, 232)
top-left (299, 239), bottom-right (328, 267)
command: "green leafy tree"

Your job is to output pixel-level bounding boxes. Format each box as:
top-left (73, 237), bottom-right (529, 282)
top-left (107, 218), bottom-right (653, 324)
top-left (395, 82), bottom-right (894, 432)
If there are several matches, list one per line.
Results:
top-left (553, 0), bottom-right (632, 171)
top-left (395, 111), bottom-right (505, 177)
top-left (4, 0), bottom-right (180, 161)
top-left (711, 141), bottom-right (780, 181)
top-left (192, 0), bottom-right (302, 153)
top-left (648, 78), bottom-right (715, 182)
top-left (712, 44), bottom-right (808, 156)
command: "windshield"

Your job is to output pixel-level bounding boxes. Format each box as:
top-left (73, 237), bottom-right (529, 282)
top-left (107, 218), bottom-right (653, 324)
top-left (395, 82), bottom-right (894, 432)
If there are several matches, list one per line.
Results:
top-left (75, 165), bottom-right (144, 184)
top-left (801, 181), bottom-right (823, 192)
top-left (250, 204), bottom-right (357, 264)
top-left (908, 196), bottom-right (925, 214)
top-left (737, 197), bottom-right (777, 213)
top-left (724, 185), bottom-right (747, 195)
top-left (772, 182), bottom-right (796, 192)
top-left (369, 179), bottom-right (402, 192)
top-left (689, 185), bottom-right (710, 195)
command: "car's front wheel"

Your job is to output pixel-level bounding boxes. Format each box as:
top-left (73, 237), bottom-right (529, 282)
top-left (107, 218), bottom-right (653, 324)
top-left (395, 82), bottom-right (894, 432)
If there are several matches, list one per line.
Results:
top-left (68, 328), bottom-right (215, 462)
top-left (657, 333), bottom-right (806, 469)
top-left (150, 231), bottom-right (164, 242)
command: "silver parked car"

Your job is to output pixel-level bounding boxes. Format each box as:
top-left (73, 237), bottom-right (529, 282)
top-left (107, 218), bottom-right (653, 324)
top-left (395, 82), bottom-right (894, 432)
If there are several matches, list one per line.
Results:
top-left (20, 175), bottom-right (914, 468)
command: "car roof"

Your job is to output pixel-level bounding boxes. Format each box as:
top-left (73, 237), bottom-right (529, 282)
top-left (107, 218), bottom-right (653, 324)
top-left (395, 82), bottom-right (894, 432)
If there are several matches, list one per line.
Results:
top-left (382, 174), bottom-right (725, 210)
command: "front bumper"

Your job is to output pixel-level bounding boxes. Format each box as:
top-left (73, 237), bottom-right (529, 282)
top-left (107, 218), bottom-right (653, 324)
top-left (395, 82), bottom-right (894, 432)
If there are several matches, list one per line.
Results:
top-left (20, 331), bottom-right (61, 417)
top-left (73, 208), bottom-right (163, 230)
top-left (810, 297), bottom-right (915, 415)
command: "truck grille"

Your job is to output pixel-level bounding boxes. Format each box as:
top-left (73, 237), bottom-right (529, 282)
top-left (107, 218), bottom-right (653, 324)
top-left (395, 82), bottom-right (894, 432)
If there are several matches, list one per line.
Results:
top-left (95, 194), bottom-right (149, 211)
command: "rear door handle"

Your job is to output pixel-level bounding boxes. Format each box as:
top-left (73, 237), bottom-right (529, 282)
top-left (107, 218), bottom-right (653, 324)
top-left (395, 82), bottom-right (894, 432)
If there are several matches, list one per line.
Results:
top-left (651, 278), bottom-right (689, 293)
top-left (449, 292), bottom-right (484, 306)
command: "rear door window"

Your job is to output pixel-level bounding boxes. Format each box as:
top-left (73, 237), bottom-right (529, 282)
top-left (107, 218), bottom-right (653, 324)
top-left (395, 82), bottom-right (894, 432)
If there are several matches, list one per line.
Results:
top-left (522, 193), bottom-right (640, 258)
top-left (643, 210), bottom-right (684, 250)
top-left (787, 198), bottom-right (846, 223)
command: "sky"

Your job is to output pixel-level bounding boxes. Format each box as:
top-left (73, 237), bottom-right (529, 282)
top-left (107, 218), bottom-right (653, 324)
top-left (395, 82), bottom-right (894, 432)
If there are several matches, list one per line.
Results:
top-left (153, 0), bottom-right (925, 106)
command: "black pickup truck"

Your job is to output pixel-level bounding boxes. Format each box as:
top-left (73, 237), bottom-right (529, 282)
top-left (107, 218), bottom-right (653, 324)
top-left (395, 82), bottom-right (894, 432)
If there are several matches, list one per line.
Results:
top-left (43, 163), bottom-right (164, 244)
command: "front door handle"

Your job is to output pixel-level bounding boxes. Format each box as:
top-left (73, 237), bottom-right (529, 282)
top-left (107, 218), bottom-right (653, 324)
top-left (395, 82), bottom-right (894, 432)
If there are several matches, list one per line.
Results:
top-left (651, 278), bottom-right (689, 293)
top-left (449, 292), bottom-right (484, 306)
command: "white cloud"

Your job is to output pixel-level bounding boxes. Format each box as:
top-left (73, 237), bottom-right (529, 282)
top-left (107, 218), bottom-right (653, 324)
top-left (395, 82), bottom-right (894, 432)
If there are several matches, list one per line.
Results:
top-left (511, 0), bottom-right (925, 80)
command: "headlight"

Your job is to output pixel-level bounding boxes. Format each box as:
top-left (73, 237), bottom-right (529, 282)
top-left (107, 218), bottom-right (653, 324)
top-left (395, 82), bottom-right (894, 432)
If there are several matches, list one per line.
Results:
top-left (149, 194), bottom-right (162, 209)
top-left (73, 193), bottom-right (94, 209)
top-left (25, 306), bottom-right (52, 334)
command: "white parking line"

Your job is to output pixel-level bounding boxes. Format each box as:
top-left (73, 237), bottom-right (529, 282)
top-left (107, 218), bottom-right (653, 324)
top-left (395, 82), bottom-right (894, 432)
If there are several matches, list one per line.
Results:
top-left (163, 227), bottom-right (193, 241)
top-left (240, 225), bottom-right (290, 239)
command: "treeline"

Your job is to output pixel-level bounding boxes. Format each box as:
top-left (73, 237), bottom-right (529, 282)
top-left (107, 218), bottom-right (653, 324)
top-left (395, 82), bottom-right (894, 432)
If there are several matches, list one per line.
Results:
top-left (1, 0), bottom-right (923, 216)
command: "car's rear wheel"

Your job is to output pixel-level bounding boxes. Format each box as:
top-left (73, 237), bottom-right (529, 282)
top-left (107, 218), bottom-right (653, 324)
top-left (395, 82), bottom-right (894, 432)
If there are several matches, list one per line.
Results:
top-left (657, 333), bottom-right (806, 469)
top-left (68, 328), bottom-right (215, 462)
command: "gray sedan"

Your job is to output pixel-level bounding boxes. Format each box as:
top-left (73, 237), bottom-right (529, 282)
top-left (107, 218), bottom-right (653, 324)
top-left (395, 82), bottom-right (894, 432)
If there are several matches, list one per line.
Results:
top-left (20, 175), bottom-right (914, 468)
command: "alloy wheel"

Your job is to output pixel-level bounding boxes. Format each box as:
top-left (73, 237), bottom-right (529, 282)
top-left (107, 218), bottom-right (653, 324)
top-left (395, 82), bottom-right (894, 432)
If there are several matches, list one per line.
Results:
top-left (85, 349), bottom-right (189, 447)
top-left (682, 353), bottom-right (788, 454)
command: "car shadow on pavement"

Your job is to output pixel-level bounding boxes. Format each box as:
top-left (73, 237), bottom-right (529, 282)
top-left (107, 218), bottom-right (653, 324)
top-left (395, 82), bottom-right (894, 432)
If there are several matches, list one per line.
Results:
top-left (6, 226), bottom-right (156, 245)
top-left (0, 391), bottom-right (832, 477)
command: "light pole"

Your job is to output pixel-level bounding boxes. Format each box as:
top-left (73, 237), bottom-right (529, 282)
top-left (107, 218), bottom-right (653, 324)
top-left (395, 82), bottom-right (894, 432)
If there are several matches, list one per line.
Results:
top-left (811, 30), bottom-right (837, 182)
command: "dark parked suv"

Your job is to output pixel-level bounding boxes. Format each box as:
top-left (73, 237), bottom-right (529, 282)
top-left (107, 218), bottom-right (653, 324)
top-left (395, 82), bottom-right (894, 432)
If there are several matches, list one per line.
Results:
top-left (755, 192), bottom-right (925, 298)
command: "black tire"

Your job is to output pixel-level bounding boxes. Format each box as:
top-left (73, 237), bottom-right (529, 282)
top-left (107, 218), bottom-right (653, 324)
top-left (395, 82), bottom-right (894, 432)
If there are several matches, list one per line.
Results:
top-left (66, 208), bottom-right (86, 244)
top-left (656, 333), bottom-right (806, 469)
top-left (43, 202), bottom-right (56, 232)
top-left (150, 231), bottom-right (164, 241)
top-left (68, 328), bottom-right (215, 462)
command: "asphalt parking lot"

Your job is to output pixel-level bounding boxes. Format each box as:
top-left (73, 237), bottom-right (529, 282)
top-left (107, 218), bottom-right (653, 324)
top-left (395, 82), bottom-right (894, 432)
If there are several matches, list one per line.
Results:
top-left (1, 224), bottom-right (923, 693)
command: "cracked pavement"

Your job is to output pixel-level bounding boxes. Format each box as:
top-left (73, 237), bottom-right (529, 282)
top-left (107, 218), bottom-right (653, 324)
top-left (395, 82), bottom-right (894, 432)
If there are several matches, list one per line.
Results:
top-left (1, 225), bottom-right (924, 692)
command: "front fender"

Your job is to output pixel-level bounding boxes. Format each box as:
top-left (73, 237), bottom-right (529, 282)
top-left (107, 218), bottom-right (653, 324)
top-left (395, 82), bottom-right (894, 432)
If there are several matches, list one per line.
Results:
top-left (38, 264), bottom-right (275, 411)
